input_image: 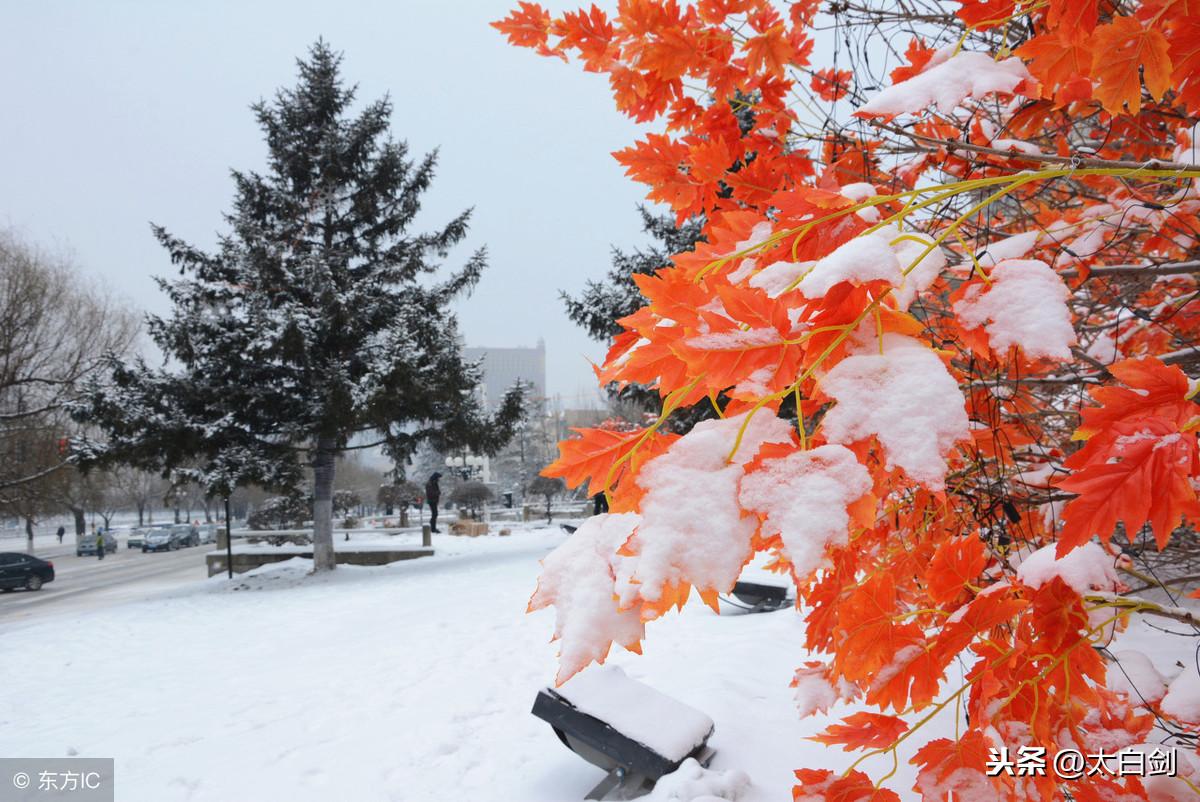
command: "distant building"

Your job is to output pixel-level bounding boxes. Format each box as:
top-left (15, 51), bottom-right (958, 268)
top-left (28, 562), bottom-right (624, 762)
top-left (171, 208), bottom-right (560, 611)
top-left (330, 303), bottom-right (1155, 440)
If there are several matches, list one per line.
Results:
top-left (463, 339), bottom-right (546, 410)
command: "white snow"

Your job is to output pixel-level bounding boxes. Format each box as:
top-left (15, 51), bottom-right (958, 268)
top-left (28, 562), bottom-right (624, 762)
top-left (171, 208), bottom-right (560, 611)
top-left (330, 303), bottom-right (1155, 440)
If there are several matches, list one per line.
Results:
top-left (977, 231), bottom-right (1039, 267)
top-left (6, 525), bottom-right (1196, 802)
top-left (530, 512), bottom-right (647, 681)
top-left (1107, 649), bottom-right (1170, 705)
top-left (796, 227), bottom-right (903, 298)
top-left (857, 51), bottom-right (1033, 118)
top-left (792, 662), bottom-right (858, 718)
top-left (622, 413), bottom-right (794, 607)
top-left (1161, 668), bottom-right (1200, 724)
top-left (1014, 541), bottom-right (1120, 594)
top-left (819, 334), bottom-right (970, 489)
top-left (953, 259), bottom-right (1076, 359)
top-left (645, 758), bottom-right (750, 801)
top-left (0, 526), bottom-right (963, 801)
top-left (891, 234), bottom-right (946, 310)
top-left (747, 260), bottom-right (812, 298)
top-left (556, 665), bottom-right (714, 762)
top-left (839, 182), bottom-right (880, 222)
top-left (737, 444), bottom-right (872, 580)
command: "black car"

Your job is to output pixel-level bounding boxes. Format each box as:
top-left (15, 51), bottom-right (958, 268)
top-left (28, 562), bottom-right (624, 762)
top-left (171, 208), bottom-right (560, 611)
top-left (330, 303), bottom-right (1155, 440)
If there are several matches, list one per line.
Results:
top-left (0, 552), bottom-right (55, 591)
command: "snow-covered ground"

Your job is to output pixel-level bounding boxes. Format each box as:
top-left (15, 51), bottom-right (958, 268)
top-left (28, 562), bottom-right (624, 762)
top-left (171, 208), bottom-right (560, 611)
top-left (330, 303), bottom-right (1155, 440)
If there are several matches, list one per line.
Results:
top-left (1, 525), bottom-right (1193, 801)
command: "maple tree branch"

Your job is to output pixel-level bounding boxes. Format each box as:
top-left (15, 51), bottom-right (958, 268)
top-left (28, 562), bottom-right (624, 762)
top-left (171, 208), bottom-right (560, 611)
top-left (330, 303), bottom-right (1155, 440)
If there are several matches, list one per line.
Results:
top-left (1086, 593), bottom-right (1200, 628)
top-left (1160, 346), bottom-right (1200, 366)
top-left (868, 119), bottom-right (1200, 173)
top-left (1060, 260), bottom-right (1200, 279)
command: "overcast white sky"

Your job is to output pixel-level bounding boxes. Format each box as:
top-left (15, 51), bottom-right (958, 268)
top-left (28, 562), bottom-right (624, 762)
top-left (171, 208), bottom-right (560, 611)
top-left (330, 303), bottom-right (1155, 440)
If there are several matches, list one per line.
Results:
top-left (0, 0), bottom-right (659, 404)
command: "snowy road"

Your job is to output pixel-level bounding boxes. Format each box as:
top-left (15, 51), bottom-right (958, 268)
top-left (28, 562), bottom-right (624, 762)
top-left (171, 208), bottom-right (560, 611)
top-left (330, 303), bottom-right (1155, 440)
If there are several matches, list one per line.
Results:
top-left (0, 543), bottom-right (209, 626)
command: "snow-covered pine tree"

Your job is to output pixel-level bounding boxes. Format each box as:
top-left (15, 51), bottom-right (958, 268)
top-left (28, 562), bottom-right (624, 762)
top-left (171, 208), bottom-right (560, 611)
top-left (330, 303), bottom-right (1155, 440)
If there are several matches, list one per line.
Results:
top-left (73, 41), bottom-right (522, 571)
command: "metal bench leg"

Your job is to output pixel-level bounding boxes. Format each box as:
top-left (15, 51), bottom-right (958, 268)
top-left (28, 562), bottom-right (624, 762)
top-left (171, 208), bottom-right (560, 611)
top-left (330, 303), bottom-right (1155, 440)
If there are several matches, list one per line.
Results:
top-left (586, 767), bottom-right (654, 800)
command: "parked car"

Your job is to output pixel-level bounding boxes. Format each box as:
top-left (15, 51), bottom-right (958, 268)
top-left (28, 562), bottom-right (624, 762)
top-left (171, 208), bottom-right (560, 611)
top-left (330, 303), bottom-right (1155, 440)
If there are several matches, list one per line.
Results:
top-left (172, 524), bottom-right (200, 548)
top-left (197, 524), bottom-right (219, 545)
top-left (127, 528), bottom-right (150, 549)
top-left (77, 529), bottom-right (117, 557)
top-left (142, 528), bottom-right (180, 552)
top-left (0, 552), bottom-right (55, 591)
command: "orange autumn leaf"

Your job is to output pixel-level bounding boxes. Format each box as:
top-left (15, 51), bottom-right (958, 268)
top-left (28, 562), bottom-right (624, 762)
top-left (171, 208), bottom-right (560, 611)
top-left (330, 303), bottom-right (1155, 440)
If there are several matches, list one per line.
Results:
top-left (811, 67), bottom-right (852, 101)
top-left (743, 23), bottom-right (800, 78)
top-left (542, 426), bottom-right (666, 495)
top-left (1057, 416), bottom-right (1200, 553)
top-left (1016, 30), bottom-right (1094, 106)
top-left (491, 2), bottom-right (553, 48)
top-left (1090, 16), bottom-right (1172, 114)
top-left (794, 769), bottom-right (904, 802)
top-left (1075, 357), bottom-right (1198, 439)
top-left (810, 712), bottom-right (909, 750)
top-left (924, 535), bottom-right (987, 605)
top-left (890, 37), bottom-right (934, 83)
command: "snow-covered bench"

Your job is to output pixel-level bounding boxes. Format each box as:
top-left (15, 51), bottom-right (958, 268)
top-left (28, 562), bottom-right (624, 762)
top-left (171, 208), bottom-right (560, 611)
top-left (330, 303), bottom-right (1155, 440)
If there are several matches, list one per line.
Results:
top-left (532, 665), bottom-right (716, 800)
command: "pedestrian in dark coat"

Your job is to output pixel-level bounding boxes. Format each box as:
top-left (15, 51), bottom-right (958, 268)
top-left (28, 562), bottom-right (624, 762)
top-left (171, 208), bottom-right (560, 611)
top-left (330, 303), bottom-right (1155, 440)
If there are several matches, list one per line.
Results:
top-left (56, 525), bottom-right (65, 544)
top-left (425, 472), bottom-right (442, 533)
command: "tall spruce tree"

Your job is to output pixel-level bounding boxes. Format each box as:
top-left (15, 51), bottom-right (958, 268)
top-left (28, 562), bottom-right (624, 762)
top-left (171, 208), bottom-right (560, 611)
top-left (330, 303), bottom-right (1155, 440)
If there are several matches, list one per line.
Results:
top-left (73, 41), bottom-right (522, 571)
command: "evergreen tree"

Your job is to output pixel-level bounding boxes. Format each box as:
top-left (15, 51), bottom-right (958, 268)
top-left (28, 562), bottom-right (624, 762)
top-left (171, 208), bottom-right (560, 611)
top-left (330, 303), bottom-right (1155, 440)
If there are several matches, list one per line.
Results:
top-left (73, 41), bottom-right (522, 571)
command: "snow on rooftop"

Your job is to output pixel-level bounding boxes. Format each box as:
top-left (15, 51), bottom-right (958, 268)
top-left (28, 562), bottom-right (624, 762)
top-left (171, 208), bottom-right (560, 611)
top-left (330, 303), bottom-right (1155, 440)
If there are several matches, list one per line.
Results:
top-left (556, 665), bottom-right (714, 763)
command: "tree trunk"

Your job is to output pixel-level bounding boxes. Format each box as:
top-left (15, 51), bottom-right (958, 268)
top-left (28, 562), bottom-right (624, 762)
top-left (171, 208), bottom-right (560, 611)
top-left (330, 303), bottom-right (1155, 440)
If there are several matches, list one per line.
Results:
top-left (399, 507), bottom-right (408, 527)
top-left (137, 503), bottom-right (145, 527)
top-left (311, 437), bottom-right (337, 572)
top-left (545, 498), bottom-right (552, 524)
top-left (71, 506), bottom-right (86, 536)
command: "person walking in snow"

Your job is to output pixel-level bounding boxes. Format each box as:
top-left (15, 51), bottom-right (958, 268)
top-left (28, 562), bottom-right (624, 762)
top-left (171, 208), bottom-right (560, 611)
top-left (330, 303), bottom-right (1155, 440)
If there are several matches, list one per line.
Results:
top-left (94, 526), bottom-right (105, 560)
top-left (425, 472), bottom-right (442, 534)
top-left (56, 525), bottom-right (65, 544)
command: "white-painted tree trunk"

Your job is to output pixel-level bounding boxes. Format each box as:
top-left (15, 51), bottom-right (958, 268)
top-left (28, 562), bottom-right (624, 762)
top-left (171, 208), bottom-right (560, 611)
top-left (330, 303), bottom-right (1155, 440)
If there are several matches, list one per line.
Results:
top-left (311, 438), bottom-right (337, 572)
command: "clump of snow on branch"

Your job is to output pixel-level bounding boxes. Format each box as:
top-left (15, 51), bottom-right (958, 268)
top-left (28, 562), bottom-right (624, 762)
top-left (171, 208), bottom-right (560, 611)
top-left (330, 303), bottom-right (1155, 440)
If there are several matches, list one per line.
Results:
top-left (819, 334), bottom-right (969, 489)
top-left (891, 233), bottom-right (946, 310)
top-left (1161, 668), bottom-right (1200, 725)
top-left (530, 512), bottom-right (646, 683)
top-left (645, 757), bottom-right (750, 802)
top-left (796, 227), bottom-right (904, 298)
top-left (780, 226), bottom-right (944, 308)
top-left (1106, 650), bottom-right (1170, 705)
top-left (953, 259), bottom-right (1076, 359)
top-left (976, 231), bottom-right (1040, 267)
top-left (622, 413), bottom-right (794, 606)
top-left (857, 50), bottom-right (1033, 118)
top-left (792, 662), bottom-right (859, 718)
top-left (738, 444), bottom-right (872, 579)
top-left (1015, 541), bottom-right (1120, 593)
top-left (745, 259), bottom-right (811, 298)
top-left (839, 182), bottom-right (880, 222)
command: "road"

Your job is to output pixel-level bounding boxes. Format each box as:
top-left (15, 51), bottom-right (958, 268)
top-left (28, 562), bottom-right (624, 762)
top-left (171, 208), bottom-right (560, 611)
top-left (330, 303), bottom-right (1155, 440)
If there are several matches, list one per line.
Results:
top-left (0, 539), bottom-right (211, 626)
